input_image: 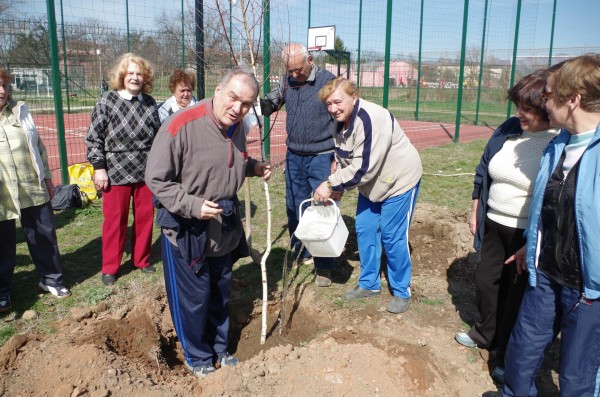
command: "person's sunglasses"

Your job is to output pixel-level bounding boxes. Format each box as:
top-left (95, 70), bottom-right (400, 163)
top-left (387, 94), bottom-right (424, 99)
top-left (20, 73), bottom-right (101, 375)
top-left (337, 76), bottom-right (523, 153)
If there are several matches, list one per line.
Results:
top-left (541, 91), bottom-right (553, 102)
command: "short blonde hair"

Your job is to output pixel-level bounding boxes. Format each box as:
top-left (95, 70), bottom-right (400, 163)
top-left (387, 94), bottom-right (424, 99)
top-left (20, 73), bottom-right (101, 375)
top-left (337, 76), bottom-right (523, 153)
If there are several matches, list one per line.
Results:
top-left (552, 54), bottom-right (600, 112)
top-left (109, 53), bottom-right (154, 94)
top-left (318, 77), bottom-right (358, 102)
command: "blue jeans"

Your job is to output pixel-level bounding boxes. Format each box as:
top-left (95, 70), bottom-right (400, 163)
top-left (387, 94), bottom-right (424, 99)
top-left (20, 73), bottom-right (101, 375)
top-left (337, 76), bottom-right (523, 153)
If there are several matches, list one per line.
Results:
top-left (503, 270), bottom-right (600, 397)
top-left (285, 149), bottom-right (334, 270)
top-left (355, 182), bottom-right (420, 297)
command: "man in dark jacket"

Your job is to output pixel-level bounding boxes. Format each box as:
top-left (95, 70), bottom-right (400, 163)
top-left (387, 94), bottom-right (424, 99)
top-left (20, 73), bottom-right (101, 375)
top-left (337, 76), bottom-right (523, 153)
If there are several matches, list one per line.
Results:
top-left (261, 43), bottom-right (337, 287)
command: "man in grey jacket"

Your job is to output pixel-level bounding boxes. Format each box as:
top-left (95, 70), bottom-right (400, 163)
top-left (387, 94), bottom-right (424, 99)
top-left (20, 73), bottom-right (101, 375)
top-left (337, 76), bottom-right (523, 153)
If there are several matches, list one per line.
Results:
top-left (146, 66), bottom-right (270, 378)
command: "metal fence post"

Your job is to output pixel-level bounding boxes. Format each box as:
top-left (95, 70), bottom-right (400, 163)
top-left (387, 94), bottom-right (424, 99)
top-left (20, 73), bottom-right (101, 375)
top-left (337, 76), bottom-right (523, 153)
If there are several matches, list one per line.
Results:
top-left (59, 0), bottom-right (70, 113)
top-left (181, 0), bottom-right (185, 68)
top-left (263, 0), bottom-right (271, 161)
top-left (126, 0), bottom-right (131, 52)
top-left (506, 0), bottom-right (522, 119)
top-left (474, 0), bottom-right (488, 126)
top-left (356, 0), bottom-right (363, 88)
top-left (196, 0), bottom-right (205, 100)
top-left (45, 0), bottom-right (69, 184)
top-left (454, 0), bottom-right (470, 143)
top-left (382, 0), bottom-right (392, 108)
top-left (415, 0), bottom-right (424, 120)
top-left (548, 0), bottom-right (557, 67)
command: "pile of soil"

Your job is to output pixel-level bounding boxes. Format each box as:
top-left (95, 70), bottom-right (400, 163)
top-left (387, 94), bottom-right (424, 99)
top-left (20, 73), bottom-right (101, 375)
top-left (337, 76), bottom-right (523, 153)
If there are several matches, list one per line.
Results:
top-left (0, 204), bottom-right (557, 397)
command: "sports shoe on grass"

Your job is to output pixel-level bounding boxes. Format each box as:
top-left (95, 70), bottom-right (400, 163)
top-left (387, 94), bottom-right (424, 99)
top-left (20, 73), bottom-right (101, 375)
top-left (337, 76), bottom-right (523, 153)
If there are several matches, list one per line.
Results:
top-left (343, 286), bottom-right (381, 300)
top-left (301, 257), bottom-right (314, 266)
top-left (185, 362), bottom-right (217, 378)
top-left (455, 331), bottom-right (477, 348)
top-left (315, 268), bottom-right (332, 287)
top-left (140, 264), bottom-right (156, 273)
top-left (0, 296), bottom-right (11, 313)
top-left (101, 273), bottom-right (116, 286)
top-left (38, 281), bottom-right (71, 298)
top-left (217, 352), bottom-right (240, 368)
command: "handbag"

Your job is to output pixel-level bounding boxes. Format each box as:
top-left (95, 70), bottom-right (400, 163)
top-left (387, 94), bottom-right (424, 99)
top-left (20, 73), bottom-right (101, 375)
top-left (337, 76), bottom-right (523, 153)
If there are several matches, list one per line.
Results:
top-left (51, 184), bottom-right (84, 210)
top-left (68, 163), bottom-right (99, 200)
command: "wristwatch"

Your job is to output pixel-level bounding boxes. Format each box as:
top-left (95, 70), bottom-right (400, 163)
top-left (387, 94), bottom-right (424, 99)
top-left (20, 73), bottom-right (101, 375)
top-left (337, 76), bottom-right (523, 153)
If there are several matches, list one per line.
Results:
top-left (326, 181), bottom-right (333, 191)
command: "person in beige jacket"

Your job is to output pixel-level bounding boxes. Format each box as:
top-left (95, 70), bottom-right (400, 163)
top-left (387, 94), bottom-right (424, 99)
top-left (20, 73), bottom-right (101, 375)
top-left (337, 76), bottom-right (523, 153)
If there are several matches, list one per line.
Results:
top-left (0, 69), bottom-right (71, 313)
top-left (314, 77), bottom-right (422, 314)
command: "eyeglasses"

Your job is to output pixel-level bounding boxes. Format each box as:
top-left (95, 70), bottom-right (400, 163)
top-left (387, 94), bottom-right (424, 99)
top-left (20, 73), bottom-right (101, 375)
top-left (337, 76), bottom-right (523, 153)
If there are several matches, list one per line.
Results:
top-left (541, 91), bottom-right (554, 102)
top-left (287, 64), bottom-right (305, 76)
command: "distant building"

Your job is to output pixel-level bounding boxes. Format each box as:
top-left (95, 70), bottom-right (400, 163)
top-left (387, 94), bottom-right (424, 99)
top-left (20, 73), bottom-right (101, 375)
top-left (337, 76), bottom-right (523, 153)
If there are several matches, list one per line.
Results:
top-left (10, 67), bottom-right (52, 93)
top-left (324, 61), bottom-right (417, 87)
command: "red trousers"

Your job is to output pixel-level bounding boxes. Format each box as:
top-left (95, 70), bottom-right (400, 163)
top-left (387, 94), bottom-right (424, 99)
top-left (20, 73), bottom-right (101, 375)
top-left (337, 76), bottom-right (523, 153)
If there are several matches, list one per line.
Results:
top-left (101, 182), bottom-right (154, 275)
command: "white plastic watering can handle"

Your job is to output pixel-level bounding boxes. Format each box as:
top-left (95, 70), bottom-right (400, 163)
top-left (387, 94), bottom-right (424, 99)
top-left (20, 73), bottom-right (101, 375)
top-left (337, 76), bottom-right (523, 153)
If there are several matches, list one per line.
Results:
top-left (298, 198), bottom-right (339, 221)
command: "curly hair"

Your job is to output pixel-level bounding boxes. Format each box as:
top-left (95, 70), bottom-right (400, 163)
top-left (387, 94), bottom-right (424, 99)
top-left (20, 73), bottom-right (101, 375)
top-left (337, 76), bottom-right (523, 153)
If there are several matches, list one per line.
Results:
top-left (108, 53), bottom-right (154, 94)
top-left (168, 68), bottom-right (196, 94)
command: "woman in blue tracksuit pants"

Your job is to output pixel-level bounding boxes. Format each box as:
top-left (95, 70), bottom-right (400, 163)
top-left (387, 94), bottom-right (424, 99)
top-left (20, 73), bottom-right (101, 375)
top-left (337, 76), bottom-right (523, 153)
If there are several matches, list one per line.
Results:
top-left (313, 77), bottom-right (422, 314)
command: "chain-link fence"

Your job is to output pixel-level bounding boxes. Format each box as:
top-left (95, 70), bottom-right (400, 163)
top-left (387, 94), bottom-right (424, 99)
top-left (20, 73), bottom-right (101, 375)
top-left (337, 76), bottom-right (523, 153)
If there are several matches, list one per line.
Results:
top-left (1, 0), bottom-right (597, 183)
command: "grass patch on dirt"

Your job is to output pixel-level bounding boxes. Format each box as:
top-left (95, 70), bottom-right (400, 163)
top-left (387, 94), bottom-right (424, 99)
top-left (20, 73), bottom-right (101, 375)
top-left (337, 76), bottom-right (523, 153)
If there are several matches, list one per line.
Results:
top-left (1, 139), bottom-right (488, 346)
top-left (419, 139), bottom-right (486, 211)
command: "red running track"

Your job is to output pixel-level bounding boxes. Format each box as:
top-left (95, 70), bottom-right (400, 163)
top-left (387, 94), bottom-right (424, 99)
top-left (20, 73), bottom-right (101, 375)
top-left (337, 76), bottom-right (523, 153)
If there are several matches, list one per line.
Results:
top-left (36, 111), bottom-right (494, 183)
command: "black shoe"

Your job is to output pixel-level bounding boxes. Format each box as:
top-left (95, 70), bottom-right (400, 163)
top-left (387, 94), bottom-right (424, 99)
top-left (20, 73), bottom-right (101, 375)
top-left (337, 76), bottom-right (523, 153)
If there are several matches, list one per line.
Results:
top-left (0, 296), bottom-right (11, 313)
top-left (101, 273), bottom-right (117, 286)
top-left (38, 281), bottom-right (72, 298)
top-left (140, 265), bottom-right (156, 274)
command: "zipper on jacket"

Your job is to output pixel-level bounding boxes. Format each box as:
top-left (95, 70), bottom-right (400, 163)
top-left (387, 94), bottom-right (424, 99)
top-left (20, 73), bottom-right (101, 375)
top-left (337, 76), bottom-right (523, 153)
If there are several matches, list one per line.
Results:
top-left (554, 178), bottom-right (566, 276)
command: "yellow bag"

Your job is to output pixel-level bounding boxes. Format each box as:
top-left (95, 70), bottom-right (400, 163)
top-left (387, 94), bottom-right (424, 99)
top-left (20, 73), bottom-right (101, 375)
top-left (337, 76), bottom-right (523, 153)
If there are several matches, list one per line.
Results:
top-left (68, 163), bottom-right (98, 201)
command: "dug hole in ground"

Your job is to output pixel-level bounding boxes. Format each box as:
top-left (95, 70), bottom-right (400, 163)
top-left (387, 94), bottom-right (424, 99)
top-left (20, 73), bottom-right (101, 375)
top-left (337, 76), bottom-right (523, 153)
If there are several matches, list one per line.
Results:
top-left (0, 204), bottom-right (560, 397)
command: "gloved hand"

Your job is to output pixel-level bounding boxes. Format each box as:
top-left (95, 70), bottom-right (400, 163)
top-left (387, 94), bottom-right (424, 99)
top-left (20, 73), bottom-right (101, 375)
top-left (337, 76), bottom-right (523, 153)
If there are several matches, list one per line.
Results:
top-left (259, 98), bottom-right (275, 117)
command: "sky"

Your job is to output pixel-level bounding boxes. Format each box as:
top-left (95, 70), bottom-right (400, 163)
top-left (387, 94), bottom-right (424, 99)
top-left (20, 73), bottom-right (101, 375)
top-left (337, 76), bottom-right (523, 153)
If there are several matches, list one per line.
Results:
top-left (13, 0), bottom-right (600, 61)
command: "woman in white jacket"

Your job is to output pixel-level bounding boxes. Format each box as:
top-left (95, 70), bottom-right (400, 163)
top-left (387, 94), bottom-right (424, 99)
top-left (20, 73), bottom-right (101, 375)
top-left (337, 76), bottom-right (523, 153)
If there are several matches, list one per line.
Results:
top-left (0, 69), bottom-right (71, 313)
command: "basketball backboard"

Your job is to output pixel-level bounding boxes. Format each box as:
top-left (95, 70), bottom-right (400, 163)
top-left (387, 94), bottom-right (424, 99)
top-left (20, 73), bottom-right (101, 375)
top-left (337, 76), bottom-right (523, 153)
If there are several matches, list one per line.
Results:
top-left (307, 25), bottom-right (335, 51)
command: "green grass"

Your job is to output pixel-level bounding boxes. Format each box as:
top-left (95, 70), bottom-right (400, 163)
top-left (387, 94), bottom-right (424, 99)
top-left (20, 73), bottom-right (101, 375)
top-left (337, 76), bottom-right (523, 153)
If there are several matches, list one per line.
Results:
top-left (0, 138), bottom-right (489, 345)
top-left (420, 297), bottom-right (445, 306)
top-left (419, 139), bottom-right (486, 211)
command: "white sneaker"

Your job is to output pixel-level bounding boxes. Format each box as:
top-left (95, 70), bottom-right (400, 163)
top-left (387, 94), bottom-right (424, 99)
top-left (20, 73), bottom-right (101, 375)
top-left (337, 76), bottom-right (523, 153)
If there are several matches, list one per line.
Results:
top-left (38, 281), bottom-right (71, 298)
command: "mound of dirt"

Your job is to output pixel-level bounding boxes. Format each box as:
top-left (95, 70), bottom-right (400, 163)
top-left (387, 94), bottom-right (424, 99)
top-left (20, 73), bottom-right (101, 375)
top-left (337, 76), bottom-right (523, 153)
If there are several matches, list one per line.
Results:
top-left (0, 205), bottom-right (539, 397)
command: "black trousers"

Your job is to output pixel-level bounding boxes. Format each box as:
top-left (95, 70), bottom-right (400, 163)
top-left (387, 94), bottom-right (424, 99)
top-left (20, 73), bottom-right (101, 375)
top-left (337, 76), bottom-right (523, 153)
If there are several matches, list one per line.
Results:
top-left (469, 217), bottom-right (527, 365)
top-left (0, 202), bottom-right (66, 297)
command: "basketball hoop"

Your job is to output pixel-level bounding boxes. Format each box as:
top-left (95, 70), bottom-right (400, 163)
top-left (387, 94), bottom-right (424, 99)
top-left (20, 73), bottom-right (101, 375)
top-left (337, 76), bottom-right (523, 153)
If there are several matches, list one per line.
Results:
top-left (307, 26), bottom-right (335, 52)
